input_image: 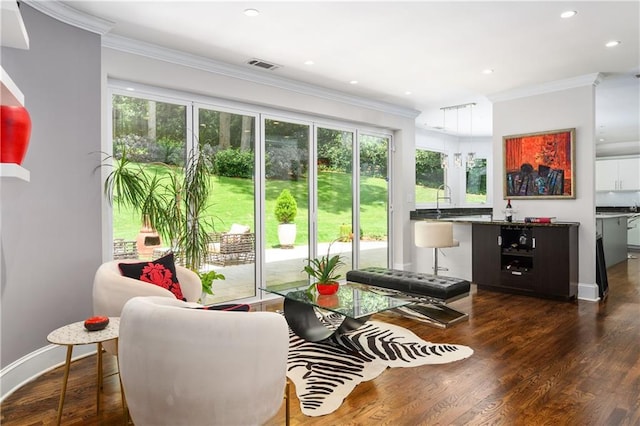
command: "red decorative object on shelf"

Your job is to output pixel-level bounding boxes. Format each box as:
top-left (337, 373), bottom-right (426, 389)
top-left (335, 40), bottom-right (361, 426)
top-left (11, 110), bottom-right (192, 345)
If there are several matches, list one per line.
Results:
top-left (0, 105), bottom-right (31, 165)
top-left (84, 316), bottom-right (110, 332)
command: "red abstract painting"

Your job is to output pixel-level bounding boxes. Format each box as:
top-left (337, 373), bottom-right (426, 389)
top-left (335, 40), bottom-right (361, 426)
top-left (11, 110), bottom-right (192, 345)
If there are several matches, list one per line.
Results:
top-left (503, 129), bottom-right (575, 199)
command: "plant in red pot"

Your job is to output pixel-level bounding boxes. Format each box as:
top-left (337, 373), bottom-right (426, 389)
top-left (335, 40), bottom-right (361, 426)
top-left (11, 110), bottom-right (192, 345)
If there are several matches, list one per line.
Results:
top-left (303, 242), bottom-right (344, 296)
top-left (0, 105), bottom-right (32, 165)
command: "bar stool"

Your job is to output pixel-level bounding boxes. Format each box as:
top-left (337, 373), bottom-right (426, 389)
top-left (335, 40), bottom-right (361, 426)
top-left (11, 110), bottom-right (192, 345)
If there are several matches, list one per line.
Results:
top-left (415, 221), bottom-right (459, 276)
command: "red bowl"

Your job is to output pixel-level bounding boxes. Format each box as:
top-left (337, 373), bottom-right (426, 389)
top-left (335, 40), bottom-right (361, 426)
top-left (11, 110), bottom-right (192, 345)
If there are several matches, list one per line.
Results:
top-left (84, 316), bottom-right (109, 331)
top-left (316, 282), bottom-right (339, 295)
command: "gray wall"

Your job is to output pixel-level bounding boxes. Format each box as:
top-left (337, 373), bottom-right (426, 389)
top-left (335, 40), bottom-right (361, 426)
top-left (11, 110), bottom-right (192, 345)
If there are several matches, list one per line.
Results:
top-left (492, 84), bottom-right (597, 296)
top-left (1, 5), bottom-right (102, 369)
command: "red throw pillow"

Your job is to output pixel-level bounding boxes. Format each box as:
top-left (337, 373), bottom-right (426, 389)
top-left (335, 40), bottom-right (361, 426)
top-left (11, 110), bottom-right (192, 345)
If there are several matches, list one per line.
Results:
top-left (119, 252), bottom-right (186, 301)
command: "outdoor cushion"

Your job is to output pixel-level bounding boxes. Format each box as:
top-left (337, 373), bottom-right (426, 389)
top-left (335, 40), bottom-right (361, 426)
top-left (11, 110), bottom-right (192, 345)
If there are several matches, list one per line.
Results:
top-left (229, 223), bottom-right (251, 234)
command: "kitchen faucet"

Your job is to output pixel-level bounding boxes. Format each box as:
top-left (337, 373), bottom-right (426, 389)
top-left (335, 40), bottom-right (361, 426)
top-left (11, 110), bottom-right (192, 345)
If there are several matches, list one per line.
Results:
top-left (436, 184), bottom-right (452, 218)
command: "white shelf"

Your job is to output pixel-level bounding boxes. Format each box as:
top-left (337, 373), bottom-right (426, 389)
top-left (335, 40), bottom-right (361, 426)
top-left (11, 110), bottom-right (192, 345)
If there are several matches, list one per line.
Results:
top-left (0, 164), bottom-right (30, 181)
top-left (1, 1), bottom-right (30, 181)
top-left (1, 66), bottom-right (24, 106)
top-left (1, 1), bottom-right (29, 50)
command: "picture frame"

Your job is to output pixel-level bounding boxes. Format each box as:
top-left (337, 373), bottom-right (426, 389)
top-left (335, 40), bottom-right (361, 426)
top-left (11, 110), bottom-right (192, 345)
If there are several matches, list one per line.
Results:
top-left (503, 128), bottom-right (575, 199)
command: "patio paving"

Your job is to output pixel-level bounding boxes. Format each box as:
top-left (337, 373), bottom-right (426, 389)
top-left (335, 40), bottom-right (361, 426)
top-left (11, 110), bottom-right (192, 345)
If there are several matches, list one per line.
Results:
top-left (202, 240), bottom-right (388, 304)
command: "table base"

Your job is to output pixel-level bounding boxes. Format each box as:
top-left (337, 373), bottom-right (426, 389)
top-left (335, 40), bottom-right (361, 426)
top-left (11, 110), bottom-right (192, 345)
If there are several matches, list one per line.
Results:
top-left (283, 298), bottom-right (370, 342)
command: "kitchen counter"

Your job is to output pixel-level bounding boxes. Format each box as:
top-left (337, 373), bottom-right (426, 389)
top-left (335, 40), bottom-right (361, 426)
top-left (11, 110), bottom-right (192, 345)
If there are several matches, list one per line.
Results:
top-left (413, 216), bottom-right (580, 227)
top-left (596, 212), bottom-right (638, 219)
top-left (596, 215), bottom-right (629, 267)
top-left (410, 207), bottom-right (493, 220)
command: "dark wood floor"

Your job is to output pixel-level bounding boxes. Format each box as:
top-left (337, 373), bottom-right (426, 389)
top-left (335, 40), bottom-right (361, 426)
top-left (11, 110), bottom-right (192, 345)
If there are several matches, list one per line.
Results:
top-left (2, 256), bottom-right (638, 425)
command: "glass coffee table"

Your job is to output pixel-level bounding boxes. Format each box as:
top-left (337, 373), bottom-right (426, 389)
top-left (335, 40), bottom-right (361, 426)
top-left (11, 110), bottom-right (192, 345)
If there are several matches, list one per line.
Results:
top-left (263, 283), bottom-right (411, 342)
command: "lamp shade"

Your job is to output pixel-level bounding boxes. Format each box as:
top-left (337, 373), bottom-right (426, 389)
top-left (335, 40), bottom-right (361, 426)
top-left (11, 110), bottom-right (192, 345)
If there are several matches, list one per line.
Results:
top-left (415, 221), bottom-right (459, 248)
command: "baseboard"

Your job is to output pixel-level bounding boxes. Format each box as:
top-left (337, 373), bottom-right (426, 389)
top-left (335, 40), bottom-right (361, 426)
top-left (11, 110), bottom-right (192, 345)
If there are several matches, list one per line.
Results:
top-left (577, 282), bottom-right (600, 302)
top-left (0, 344), bottom-right (96, 402)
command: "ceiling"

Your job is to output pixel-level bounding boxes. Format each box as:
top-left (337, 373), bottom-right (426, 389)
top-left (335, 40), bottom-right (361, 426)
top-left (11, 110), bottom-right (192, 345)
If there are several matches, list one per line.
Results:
top-left (58, 1), bottom-right (640, 155)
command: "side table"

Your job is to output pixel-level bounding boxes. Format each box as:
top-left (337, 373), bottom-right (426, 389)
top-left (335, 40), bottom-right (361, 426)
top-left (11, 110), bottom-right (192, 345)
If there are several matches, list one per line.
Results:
top-left (47, 317), bottom-right (121, 425)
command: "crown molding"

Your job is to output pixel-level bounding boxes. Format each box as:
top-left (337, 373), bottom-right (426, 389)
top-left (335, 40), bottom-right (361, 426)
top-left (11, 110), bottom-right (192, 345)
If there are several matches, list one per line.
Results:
top-left (488, 73), bottom-right (603, 103)
top-left (22, 0), bottom-right (114, 35)
top-left (102, 33), bottom-right (420, 120)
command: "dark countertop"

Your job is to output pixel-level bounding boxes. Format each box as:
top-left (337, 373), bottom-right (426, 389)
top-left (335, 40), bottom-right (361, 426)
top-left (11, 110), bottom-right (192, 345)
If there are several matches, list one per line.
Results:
top-left (596, 206), bottom-right (638, 213)
top-left (410, 207), bottom-right (493, 220)
top-left (410, 208), bottom-right (578, 227)
top-left (596, 206), bottom-right (638, 219)
top-left (422, 218), bottom-right (579, 227)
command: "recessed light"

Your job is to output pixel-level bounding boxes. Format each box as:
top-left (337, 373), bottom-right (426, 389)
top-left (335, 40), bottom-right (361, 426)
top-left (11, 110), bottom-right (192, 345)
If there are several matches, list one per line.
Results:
top-left (605, 40), bottom-right (621, 47)
top-left (404, 91), bottom-right (412, 95)
top-left (560, 10), bottom-right (577, 19)
top-left (244, 8), bottom-right (260, 17)
top-left (304, 60), bottom-right (314, 65)
top-left (349, 80), bottom-right (358, 85)
top-left (482, 69), bottom-right (494, 75)
top-left (599, 138), bottom-right (605, 142)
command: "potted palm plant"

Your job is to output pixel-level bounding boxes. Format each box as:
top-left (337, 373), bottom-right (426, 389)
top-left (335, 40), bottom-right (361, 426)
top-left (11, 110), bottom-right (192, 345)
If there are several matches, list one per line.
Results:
top-left (303, 243), bottom-right (345, 295)
top-left (102, 148), bottom-right (166, 257)
top-left (101, 143), bottom-right (223, 295)
top-left (274, 189), bottom-right (297, 249)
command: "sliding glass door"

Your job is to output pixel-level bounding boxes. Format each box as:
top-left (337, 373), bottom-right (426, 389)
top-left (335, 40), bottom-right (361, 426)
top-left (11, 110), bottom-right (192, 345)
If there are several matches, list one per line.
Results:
top-left (316, 126), bottom-right (355, 278)
top-left (358, 133), bottom-right (390, 269)
top-left (264, 117), bottom-right (310, 290)
top-left (109, 82), bottom-right (392, 303)
top-left (110, 93), bottom-right (187, 257)
top-left (197, 105), bottom-right (258, 301)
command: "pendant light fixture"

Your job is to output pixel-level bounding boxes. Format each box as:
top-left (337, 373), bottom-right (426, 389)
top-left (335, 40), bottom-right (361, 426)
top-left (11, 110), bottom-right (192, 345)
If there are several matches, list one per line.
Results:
top-left (467, 103), bottom-right (476, 170)
top-left (440, 102), bottom-right (476, 169)
top-left (440, 107), bottom-right (448, 169)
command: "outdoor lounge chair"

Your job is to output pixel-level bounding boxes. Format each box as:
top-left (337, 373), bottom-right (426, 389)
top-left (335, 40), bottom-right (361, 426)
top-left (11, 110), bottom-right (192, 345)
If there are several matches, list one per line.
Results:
top-left (208, 224), bottom-right (255, 266)
top-left (112, 238), bottom-right (138, 260)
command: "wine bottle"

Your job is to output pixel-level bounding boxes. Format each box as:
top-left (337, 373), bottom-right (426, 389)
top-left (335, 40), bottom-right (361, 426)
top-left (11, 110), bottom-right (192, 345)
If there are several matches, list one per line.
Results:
top-left (505, 199), bottom-right (513, 222)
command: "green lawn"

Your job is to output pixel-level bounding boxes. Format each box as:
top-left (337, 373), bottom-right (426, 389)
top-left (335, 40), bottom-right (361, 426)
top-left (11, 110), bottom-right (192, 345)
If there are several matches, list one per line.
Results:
top-left (113, 166), bottom-right (390, 247)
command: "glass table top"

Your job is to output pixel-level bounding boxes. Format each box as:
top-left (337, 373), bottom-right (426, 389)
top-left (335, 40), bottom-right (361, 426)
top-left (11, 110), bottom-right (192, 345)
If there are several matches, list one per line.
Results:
top-left (262, 283), bottom-right (411, 319)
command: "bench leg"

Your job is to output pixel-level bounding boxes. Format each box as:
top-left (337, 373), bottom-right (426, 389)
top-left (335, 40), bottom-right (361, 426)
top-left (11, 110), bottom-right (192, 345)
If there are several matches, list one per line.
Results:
top-left (395, 302), bottom-right (468, 329)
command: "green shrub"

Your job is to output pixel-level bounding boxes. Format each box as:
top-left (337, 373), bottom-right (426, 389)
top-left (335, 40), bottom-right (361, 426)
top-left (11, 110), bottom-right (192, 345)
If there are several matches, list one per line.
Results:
top-left (415, 149), bottom-right (444, 187)
top-left (274, 189), bottom-right (298, 224)
top-left (213, 148), bottom-right (254, 178)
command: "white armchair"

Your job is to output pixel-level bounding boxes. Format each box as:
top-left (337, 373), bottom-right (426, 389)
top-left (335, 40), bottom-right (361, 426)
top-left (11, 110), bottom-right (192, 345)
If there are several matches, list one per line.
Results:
top-left (92, 258), bottom-right (202, 354)
top-left (118, 296), bottom-right (290, 426)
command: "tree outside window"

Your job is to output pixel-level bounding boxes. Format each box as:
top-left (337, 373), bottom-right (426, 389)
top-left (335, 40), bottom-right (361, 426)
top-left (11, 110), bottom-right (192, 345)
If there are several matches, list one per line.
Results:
top-left (415, 148), bottom-right (445, 203)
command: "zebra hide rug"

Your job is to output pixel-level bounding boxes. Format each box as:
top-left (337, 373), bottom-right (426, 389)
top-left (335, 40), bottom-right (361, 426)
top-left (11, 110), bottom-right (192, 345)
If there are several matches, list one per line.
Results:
top-left (286, 314), bottom-right (473, 417)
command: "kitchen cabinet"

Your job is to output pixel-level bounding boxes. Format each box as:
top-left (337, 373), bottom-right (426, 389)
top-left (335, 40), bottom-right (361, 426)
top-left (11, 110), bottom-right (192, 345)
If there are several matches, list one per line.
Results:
top-left (472, 222), bottom-right (578, 300)
top-left (596, 157), bottom-right (640, 191)
top-left (1, 0), bottom-right (30, 182)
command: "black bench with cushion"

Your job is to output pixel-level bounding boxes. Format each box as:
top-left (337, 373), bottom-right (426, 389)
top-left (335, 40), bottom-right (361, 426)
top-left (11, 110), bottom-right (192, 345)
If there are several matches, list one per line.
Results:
top-left (345, 267), bottom-right (470, 327)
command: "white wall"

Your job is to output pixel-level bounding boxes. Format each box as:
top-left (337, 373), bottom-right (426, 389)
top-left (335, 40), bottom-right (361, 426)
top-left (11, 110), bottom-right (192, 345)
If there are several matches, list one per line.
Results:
top-left (492, 83), bottom-right (598, 298)
top-left (1, 5), bottom-right (102, 373)
top-left (415, 127), bottom-right (492, 208)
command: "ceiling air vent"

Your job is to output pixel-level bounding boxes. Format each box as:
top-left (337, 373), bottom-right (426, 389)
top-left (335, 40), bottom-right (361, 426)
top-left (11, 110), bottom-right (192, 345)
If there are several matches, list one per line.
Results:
top-left (247, 58), bottom-right (280, 71)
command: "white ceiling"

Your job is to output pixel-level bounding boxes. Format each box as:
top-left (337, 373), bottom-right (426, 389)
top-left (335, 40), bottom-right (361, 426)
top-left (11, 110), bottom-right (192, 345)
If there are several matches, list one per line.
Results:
top-left (58, 1), bottom-right (640, 155)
